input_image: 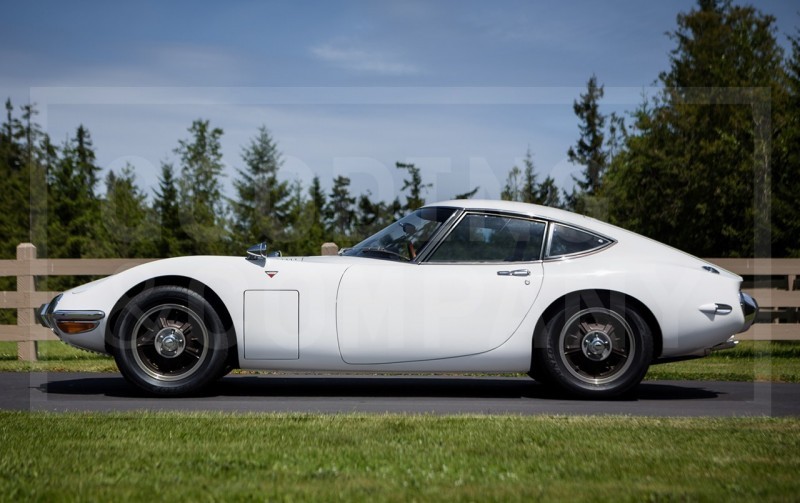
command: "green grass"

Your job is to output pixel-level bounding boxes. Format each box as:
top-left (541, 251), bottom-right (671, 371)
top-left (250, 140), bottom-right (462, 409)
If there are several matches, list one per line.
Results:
top-left (0, 341), bottom-right (117, 372)
top-left (645, 341), bottom-right (800, 383)
top-left (0, 412), bottom-right (798, 501)
top-left (1, 340), bottom-right (799, 382)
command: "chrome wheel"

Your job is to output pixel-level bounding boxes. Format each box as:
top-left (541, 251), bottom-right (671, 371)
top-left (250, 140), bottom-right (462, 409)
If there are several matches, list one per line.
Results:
top-left (558, 307), bottom-right (635, 385)
top-left (130, 303), bottom-right (209, 382)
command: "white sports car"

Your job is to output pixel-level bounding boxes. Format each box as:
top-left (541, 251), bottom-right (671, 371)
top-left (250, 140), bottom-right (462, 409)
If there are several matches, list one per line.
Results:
top-left (37, 200), bottom-right (757, 398)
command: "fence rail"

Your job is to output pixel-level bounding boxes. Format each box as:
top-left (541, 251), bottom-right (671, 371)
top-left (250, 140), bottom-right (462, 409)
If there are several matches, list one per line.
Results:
top-left (1, 243), bottom-right (798, 361)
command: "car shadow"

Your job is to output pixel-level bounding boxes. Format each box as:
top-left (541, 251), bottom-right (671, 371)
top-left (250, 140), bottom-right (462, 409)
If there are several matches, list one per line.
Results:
top-left (38, 374), bottom-right (721, 401)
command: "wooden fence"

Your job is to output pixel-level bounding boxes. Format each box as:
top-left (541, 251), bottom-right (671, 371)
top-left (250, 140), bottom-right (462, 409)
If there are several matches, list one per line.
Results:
top-left (1, 243), bottom-right (798, 361)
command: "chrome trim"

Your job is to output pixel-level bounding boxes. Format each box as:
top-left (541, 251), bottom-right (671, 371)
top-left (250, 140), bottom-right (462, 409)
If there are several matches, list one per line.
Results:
top-left (52, 310), bottom-right (105, 322)
top-left (714, 303), bottom-right (733, 315)
top-left (739, 292), bottom-right (758, 333)
top-left (698, 303), bottom-right (732, 315)
top-left (711, 336), bottom-right (738, 352)
top-left (36, 293), bottom-right (63, 330)
top-left (543, 221), bottom-right (615, 261)
top-left (246, 242), bottom-right (268, 261)
top-left (497, 269), bottom-right (531, 276)
top-left (412, 207), bottom-right (464, 263)
top-left (419, 210), bottom-right (548, 264)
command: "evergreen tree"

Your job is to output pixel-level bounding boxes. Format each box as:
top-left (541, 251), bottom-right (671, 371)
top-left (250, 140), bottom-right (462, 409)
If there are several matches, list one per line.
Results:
top-left (354, 192), bottom-right (399, 240)
top-left (102, 164), bottom-right (156, 257)
top-left (520, 148), bottom-right (539, 203)
top-left (537, 177), bottom-right (562, 208)
top-left (453, 187), bottom-right (480, 199)
top-left (0, 100), bottom-right (27, 259)
top-left (396, 162), bottom-right (431, 211)
top-left (566, 75), bottom-right (608, 213)
top-left (229, 126), bottom-right (289, 253)
top-left (303, 175), bottom-right (329, 253)
top-left (48, 125), bottom-right (105, 258)
top-left (152, 162), bottom-right (183, 257)
top-left (325, 175), bottom-right (356, 245)
top-left (772, 28), bottom-right (800, 256)
top-left (501, 165), bottom-right (523, 202)
top-left (501, 149), bottom-right (561, 207)
top-left (603, 0), bottom-right (785, 257)
top-left (174, 119), bottom-right (227, 255)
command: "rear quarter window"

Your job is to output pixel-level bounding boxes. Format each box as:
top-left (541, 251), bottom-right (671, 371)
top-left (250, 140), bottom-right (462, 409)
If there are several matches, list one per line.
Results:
top-left (546, 223), bottom-right (612, 258)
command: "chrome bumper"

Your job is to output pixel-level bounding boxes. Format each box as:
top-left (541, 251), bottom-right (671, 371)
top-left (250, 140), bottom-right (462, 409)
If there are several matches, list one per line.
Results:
top-left (738, 292), bottom-right (758, 333)
top-left (35, 294), bottom-right (105, 336)
top-left (35, 294), bottom-right (62, 330)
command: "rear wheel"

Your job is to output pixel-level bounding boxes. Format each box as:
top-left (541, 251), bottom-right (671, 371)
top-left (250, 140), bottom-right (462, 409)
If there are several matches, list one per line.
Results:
top-left (532, 293), bottom-right (653, 398)
top-left (113, 286), bottom-right (229, 396)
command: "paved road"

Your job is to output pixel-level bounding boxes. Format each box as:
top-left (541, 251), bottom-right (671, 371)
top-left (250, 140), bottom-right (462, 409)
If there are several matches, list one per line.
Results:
top-left (1, 372), bottom-right (798, 416)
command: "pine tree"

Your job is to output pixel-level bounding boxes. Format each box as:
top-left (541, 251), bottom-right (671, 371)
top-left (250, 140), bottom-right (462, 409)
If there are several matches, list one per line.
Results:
top-left (229, 126), bottom-right (289, 253)
top-left (325, 175), bottom-right (356, 245)
top-left (501, 149), bottom-right (561, 207)
top-left (102, 164), bottom-right (156, 257)
top-left (566, 75), bottom-right (608, 213)
top-left (501, 166), bottom-right (522, 202)
top-left (355, 192), bottom-right (399, 240)
top-left (48, 125), bottom-right (105, 258)
top-left (772, 28), bottom-right (800, 256)
top-left (396, 162), bottom-right (431, 211)
top-left (174, 119), bottom-right (227, 255)
top-left (0, 100), bottom-right (27, 259)
top-left (603, 0), bottom-right (785, 257)
top-left (152, 162), bottom-right (183, 257)
top-left (453, 187), bottom-right (479, 199)
top-left (304, 175), bottom-right (329, 252)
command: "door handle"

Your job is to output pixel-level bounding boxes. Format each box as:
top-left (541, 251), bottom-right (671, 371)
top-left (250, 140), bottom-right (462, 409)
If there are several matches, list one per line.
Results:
top-left (497, 269), bottom-right (530, 277)
top-left (698, 303), bottom-right (732, 315)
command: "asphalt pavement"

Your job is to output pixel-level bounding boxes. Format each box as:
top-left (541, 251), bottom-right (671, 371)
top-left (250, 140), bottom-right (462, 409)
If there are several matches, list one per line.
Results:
top-left (1, 372), bottom-right (798, 416)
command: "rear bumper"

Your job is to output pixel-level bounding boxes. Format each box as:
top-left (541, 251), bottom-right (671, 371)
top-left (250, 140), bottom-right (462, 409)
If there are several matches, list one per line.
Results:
top-left (738, 292), bottom-right (758, 333)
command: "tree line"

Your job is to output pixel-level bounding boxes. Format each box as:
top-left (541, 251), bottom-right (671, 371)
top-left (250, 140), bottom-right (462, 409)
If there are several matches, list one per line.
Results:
top-left (0, 0), bottom-right (797, 267)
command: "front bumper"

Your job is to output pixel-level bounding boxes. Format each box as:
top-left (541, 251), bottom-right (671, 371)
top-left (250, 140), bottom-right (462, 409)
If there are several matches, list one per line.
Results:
top-left (36, 294), bottom-right (105, 337)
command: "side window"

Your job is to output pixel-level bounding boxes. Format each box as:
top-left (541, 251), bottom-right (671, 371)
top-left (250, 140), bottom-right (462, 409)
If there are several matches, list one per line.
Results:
top-left (546, 223), bottom-right (611, 258)
top-left (428, 214), bottom-right (546, 263)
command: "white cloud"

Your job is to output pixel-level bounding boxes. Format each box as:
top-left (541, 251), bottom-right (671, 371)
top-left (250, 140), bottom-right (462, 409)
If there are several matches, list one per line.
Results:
top-left (311, 44), bottom-right (420, 76)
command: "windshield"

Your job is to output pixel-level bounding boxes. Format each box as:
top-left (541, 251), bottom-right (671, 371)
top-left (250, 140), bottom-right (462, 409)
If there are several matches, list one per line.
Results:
top-left (342, 207), bottom-right (457, 262)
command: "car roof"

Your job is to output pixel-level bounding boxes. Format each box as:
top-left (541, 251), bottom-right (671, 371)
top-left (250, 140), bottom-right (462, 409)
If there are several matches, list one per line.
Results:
top-left (427, 199), bottom-right (605, 230)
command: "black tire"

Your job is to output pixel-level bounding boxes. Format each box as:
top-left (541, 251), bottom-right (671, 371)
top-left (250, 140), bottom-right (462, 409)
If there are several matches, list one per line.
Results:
top-left (112, 285), bottom-right (230, 396)
top-left (531, 292), bottom-right (653, 398)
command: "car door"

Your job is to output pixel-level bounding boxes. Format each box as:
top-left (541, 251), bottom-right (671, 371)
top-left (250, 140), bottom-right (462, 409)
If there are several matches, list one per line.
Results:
top-left (336, 212), bottom-right (546, 364)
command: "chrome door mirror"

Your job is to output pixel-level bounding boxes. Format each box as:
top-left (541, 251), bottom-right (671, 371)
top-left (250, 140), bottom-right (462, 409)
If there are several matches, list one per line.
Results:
top-left (246, 242), bottom-right (268, 261)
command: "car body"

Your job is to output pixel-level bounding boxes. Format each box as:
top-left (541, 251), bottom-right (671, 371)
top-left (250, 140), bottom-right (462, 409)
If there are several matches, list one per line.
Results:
top-left (36, 199), bottom-right (757, 398)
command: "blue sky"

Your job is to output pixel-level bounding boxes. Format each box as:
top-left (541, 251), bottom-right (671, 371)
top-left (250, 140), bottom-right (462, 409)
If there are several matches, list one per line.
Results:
top-left (1, 0), bottom-right (797, 202)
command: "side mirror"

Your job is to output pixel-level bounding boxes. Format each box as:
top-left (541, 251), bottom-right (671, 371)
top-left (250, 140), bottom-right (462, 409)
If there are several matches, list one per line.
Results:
top-left (246, 242), bottom-right (268, 261)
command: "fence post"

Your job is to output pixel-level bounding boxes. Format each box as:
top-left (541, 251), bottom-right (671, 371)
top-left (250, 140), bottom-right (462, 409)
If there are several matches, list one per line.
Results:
top-left (16, 243), bottom-right (37, 362)
top-left (321, 243), bottom-right (339, 256)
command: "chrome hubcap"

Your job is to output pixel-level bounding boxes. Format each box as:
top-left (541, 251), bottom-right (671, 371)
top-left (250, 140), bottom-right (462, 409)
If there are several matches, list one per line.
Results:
top-left (582, 331), bottom-right (612, 361)
top-left (154, 327), bottom-right (186, 358)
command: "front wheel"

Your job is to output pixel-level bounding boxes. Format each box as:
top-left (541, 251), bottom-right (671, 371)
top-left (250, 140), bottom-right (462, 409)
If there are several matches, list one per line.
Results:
top-left (112, 286), bottom-right (230, 396)
top-left (532, 293), bottom-right (653, 398)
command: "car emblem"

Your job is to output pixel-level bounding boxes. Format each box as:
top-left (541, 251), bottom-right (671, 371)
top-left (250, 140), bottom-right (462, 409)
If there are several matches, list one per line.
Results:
top-left (265, 271), bottom-right (278, 278)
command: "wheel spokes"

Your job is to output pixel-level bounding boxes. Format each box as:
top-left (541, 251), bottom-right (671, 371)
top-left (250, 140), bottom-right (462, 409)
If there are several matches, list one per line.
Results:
top-left (559, 307), bottom-right (636, 385)
top-left (130, 303), bottom-right (209, 382)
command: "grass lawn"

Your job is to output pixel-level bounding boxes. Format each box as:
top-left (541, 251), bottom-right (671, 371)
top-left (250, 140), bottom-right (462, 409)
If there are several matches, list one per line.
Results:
top-left (1, 340), bottom-right (799, 382)
top-left (0, 412), bottom-right (797, 501)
